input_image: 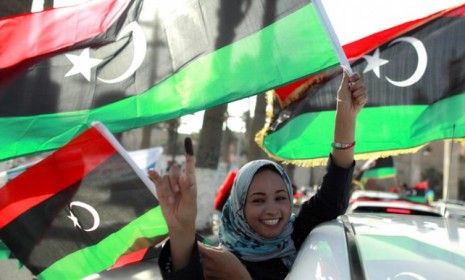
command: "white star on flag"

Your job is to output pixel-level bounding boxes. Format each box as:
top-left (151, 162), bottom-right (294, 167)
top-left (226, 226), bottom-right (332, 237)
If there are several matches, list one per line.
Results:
top-left (67, 212), bottom-right (82, 229)
top-left (65, 48), bottom-right (102, 81)
top-left (362, 48), bottom-right (389, 78)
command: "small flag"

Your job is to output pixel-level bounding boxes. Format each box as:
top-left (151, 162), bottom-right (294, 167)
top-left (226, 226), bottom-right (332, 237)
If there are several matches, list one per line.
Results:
top-left (359, 157), bottom-right (396, 182)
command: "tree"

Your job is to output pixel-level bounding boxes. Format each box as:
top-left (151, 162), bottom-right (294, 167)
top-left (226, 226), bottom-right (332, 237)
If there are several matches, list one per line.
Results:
top-left (196, 104), bottom-right (227, 168)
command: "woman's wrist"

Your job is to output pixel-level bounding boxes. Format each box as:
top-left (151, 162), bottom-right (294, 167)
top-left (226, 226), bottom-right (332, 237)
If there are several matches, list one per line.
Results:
top-left (169, 224), bottom-right (196, 237)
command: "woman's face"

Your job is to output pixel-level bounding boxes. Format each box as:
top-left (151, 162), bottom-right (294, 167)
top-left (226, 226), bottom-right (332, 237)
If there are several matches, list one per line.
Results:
top-left (244, 169), bottom-right (291, 239)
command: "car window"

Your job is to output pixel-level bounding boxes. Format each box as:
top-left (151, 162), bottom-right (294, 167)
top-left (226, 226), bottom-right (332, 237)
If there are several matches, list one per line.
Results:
top-left (287, 223), bottom-right (350, 280)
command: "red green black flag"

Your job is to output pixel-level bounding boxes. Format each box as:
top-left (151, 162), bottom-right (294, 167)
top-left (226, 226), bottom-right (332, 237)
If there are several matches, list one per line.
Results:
top-left (257, 4), bottom-right (465, 166)
top-left (358, 157), bottom-right (397, 182)
top-left (0, 0), bottom-right (342, 161)
top-left (0, 123), bottom-right (167, 279)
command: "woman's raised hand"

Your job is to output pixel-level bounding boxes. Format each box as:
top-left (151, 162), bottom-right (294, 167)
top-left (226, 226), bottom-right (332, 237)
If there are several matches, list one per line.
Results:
top-left (149, 137), bottom-right (197, 233)
top-left (336, 70), bottom-right (368, 117)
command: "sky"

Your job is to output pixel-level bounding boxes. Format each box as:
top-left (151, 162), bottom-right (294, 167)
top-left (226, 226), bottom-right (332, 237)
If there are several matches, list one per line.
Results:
top-left (178, 96), bottom-right (256, 134)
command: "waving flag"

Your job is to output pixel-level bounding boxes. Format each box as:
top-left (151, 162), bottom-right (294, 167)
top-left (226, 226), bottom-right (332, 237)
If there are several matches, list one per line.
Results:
top-left (0, 123), bottom-right (167, 279)
top-left (257, 3), bottom-right (465, 166)
top-left (0, 0), bottom-right (343, 161)
top-left (0, 0), bottom-right (135, 69)
top-left (358, 157), bottom-right (396, 182)
top-left (275, 0), bottom-right (465, 106)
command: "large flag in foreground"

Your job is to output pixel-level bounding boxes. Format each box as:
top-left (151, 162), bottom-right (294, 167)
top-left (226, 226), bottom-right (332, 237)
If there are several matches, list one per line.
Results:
top-left (0, 0), bottom-right (342, 161)
top-left (257, 3), bottom-right (465, 166)
top-left (0, 123), bottom-right (167, 279)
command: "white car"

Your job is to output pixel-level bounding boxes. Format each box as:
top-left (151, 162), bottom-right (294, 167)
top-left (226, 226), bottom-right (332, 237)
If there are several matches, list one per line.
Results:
top-left (433, 200), bottom-right (465, 220)
top-left (287, 213), bottom-right (465, 280)
top-left (349, 190), bottom-right (401, 203)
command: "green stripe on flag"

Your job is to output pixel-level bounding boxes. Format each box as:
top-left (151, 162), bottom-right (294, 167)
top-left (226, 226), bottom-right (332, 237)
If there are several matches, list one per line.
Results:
top-left (0, 241), bottom-right (10, 260)
top-left (38, 206), bottom-right (167, 280)
top-left (361, 167), bottom-right (396, 180)
top-left (0, 3), bottom-right (338, 161)
top-left (263, 92), bottom-right (465, 163)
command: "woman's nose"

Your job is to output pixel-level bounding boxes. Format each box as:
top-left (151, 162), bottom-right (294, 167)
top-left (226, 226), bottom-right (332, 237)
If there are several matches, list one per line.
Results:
top-left (263, 202), bottom-right (279, 214)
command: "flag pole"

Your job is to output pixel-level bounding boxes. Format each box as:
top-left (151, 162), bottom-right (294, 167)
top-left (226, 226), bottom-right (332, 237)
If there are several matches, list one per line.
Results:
top-left (312, 0), bottom-right (353, 76)
top-left (443, 140), bottom-right (451, 200)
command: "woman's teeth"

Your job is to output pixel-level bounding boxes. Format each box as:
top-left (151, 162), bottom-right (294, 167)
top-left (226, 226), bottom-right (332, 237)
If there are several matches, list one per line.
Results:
top-left (262, 219), bottom-right (279, 225)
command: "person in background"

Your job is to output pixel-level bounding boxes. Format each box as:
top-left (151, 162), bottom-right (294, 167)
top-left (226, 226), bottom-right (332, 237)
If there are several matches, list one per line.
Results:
top-left (149, 69), bottom-right (368, 279)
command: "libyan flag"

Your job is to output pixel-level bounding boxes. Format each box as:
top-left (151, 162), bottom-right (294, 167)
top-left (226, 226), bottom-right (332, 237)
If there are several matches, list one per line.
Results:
top-left (357, 157), bottom-right (396, 183)
top-left (0, 0), bottom-right (342, 161)
top-left (257, 3), bottom-right (465, 166)
top-left (0, 123), bottom-right (167, 279)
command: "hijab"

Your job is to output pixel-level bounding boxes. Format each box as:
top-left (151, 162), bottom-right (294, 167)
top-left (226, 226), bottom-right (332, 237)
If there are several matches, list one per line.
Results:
top-left (219, 159), bottom-right (296, 268)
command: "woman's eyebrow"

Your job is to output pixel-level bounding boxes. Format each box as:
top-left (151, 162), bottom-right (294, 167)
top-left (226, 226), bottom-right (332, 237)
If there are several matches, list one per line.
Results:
top-left (249, 192), bottom-right (266, 197)
top-left (275, 189), bottom-right (287, 194)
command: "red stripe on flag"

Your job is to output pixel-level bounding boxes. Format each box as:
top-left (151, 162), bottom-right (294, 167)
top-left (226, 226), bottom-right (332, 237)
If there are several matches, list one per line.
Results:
top-left (0, 126), bottom-right (117, 228)
top-left (444, 4), bottom-right (465, 16)
top-left (0, 0), bottom-right (131, 69)
top-left (343, 9), bottom-right (449, 61)
top-left (110, 248), bottom-right (148, 269)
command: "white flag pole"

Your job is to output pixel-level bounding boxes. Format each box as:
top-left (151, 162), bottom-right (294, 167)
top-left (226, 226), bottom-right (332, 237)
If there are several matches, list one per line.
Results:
top-left (443, 140), bottom-right (450, 200)
top-left (312, 0), bottom-right (353, 76)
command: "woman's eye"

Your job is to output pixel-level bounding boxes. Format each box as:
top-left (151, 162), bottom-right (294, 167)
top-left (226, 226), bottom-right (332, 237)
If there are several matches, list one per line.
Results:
top-left (252, 199), bottom-right (265, 203)
top-left (276, 196), bottom-right (288, 201)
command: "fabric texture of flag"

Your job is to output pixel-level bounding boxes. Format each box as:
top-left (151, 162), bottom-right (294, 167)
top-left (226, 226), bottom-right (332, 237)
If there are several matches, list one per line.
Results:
top-left (0, 0), bottom-right (342, 161)
top-left (0, 0), bottom-right (134, 69)
top-left (257, 3), bottom-right (465, 166)
top-left (0, 123), bottom-right (167, 279)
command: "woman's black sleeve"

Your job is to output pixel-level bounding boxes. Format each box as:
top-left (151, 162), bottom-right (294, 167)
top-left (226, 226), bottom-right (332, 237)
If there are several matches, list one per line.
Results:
top-left (292, 154), bottom-right (354, 249)
top-left (158, 239), bottom-right (204, 280)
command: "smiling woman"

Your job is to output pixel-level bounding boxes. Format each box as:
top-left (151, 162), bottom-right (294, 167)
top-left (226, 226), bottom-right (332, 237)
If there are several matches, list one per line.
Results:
top-left (220, 160), bottom-right (295, 269)
top-left (244, 168), bottom-right (292, 239)
top-left (151, 70), bottom-right (367, 279)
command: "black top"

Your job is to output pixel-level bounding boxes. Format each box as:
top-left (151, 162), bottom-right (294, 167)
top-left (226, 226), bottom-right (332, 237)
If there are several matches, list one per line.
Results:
top-left (158, 154), bottom-right (354, 279)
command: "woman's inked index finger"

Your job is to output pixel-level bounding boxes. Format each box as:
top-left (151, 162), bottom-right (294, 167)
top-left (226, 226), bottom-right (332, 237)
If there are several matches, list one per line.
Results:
top-left (184, 137), bottom-right (194, 156)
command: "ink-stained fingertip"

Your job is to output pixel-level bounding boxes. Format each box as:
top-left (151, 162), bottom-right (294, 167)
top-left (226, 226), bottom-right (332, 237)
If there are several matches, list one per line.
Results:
top-left (184, 137), bottom-right (194, 156)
